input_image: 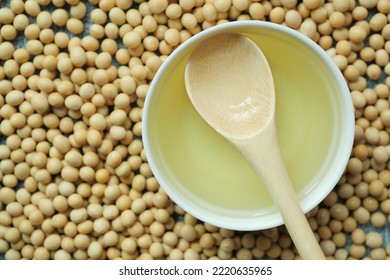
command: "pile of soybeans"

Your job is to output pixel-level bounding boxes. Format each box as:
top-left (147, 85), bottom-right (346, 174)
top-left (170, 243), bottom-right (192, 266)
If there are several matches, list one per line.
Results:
top-left (0, 0), bottom-right (390, 260)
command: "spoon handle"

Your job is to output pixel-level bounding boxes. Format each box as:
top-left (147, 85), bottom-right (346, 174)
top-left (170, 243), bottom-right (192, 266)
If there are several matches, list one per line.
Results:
top-left (231, 121), bottom-right (326, 260)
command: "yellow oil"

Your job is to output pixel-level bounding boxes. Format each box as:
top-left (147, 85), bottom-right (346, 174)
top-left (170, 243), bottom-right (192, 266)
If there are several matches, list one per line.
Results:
top-left (152, 35), bottom-right (335, 212)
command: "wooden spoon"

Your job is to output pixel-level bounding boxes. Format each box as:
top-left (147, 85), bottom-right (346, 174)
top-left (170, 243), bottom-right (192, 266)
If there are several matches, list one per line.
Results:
top-left (185, 33), bottom-right (325, 260)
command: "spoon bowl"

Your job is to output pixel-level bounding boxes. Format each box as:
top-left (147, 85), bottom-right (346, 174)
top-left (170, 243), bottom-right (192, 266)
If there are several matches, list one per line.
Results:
top-left (185, 34), bottom-right (274, 139)
top-left (185, 33), bottom-right (325, 260)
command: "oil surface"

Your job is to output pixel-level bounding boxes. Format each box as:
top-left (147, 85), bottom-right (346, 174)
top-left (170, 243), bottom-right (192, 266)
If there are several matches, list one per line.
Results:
top-left (154, 37), bottom-right (335, 212)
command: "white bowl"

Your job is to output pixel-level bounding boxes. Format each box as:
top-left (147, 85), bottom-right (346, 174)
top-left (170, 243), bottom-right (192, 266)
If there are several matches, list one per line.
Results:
top-left (143, 21), bottom-right (354, 230)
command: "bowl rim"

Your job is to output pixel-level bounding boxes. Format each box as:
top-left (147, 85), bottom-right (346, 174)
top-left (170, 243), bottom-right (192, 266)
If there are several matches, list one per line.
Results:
top-left (143, 21), bottom-right (355, 230)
